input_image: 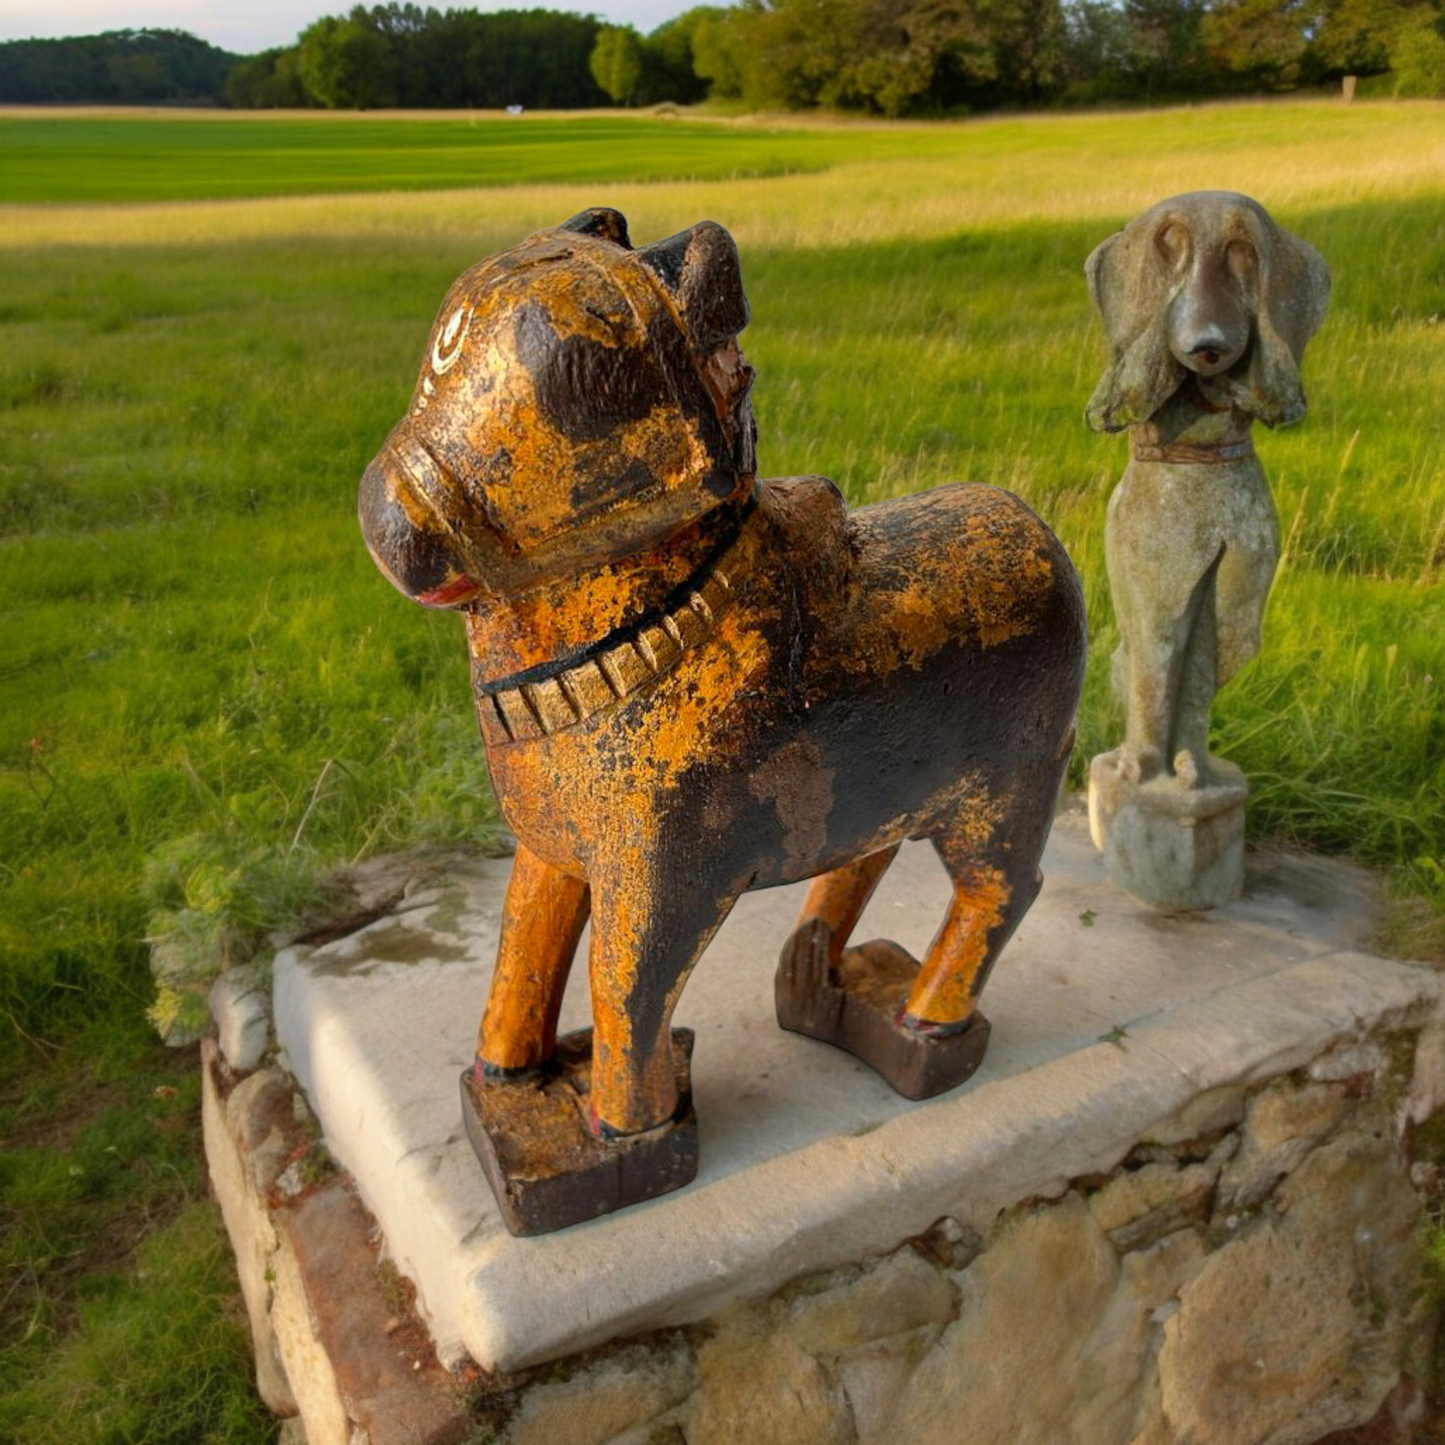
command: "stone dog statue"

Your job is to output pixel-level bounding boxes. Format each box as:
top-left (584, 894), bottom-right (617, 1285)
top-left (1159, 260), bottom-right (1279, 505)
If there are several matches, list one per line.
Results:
top-left (360, 208), bottom-right (1086, 1233)
top-left (1085, 191), bottom-right (1329, 909)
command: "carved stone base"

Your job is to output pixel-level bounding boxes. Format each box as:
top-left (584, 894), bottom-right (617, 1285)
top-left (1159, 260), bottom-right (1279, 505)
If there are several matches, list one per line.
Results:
top-left (776, 932), bottom-right (991, 1100)
top-left (460, 1029), bottom-right (697, 1237)
top-left (1088, 750), bottom-right (1247, 911)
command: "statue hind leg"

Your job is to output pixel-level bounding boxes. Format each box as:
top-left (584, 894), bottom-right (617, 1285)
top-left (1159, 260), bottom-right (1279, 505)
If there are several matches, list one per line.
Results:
top-left (774, 844), bottom-right (901, 1043)
top-left (775, 744), bottom-right (1071, 1100)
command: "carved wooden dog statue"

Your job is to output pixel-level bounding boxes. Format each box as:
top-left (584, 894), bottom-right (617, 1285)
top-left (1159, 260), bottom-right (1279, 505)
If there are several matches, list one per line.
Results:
top-left (1086, 191), bottom-right (1329, 789)
top-left (360, 208), bottom-right (1086, 1234)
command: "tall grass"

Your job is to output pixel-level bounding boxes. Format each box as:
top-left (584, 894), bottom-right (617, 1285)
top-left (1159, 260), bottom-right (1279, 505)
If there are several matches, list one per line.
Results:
top-left (1, 101), bottom-right (1442, 1441)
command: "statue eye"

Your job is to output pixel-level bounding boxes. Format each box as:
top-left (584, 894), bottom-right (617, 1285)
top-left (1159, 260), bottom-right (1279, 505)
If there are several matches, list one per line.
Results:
top-left (1155, 223), bottom-right (1189, 270)
top-left (1226, 239), bottom-right (1257, 280)
top-left (432, 304), bottom-right (472, 375)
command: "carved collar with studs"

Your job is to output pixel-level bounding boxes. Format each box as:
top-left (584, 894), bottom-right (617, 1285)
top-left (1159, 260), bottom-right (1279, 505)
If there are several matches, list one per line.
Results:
top-left (473, 517), bottom-right (752, 745)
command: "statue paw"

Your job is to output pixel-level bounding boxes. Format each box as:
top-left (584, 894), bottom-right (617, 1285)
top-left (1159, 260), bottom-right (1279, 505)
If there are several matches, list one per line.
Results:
top-left (1120, 745), bottom-right (1162, 784)
top-left (1172, 749), bottom-right (1201, 788)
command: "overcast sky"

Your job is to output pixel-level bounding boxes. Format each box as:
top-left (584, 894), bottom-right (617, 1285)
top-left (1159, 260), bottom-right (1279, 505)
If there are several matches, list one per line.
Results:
top-left (0, 0), bottom-right (698, 54)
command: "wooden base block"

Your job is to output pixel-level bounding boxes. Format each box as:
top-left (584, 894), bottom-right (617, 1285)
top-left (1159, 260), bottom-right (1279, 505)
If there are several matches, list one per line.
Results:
top-left (461, 1029), bottom-right (698, 1237)
top-left (776, 931), bottom-right (990, 1100)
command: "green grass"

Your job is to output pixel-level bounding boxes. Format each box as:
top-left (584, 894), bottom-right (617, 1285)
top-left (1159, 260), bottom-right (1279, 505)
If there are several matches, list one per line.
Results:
top-left (0, 113), bottom-right (962, 204)
top-left (1, 101), bottom-right (1443, 1441)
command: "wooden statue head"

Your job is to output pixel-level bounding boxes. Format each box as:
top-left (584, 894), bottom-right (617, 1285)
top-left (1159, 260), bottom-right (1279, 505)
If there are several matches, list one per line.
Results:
top-left (359, 208), bottom-right (756, 615)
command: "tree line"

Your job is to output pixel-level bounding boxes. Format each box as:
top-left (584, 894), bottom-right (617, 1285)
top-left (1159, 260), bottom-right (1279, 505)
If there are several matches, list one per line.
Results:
top-left (0, 29), bottom-right (238, 104)
top-left (3, 1), bottom-right (1444, 113)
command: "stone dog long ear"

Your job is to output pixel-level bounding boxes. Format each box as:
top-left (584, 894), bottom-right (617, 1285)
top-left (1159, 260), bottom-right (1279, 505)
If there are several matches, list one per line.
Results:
top-left (1235, 213), bottom-right (1331, 430)
top-left (1084, 224), bottom-right (1186, 433)
top-left (637, 222), bottom-right (750, 353)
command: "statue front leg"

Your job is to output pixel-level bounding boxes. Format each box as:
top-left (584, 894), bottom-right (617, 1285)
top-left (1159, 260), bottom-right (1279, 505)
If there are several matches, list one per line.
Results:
top-left (474, 842), bottom-right (589, 1078)
top-left (460, 865), bottom-right (738, 1235)
top-left (587, 875), bottom-right (738, 1137)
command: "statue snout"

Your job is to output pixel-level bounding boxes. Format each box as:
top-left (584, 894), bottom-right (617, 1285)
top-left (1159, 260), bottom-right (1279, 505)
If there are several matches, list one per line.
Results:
top-left (359, 438), bottom-right (485, 609)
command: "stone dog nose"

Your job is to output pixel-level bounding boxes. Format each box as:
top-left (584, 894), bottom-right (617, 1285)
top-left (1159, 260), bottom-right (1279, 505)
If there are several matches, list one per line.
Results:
top-left (1170, 303), bottom-right (1248, 376)
top-left (1169, 265), bottom-right (1250, 377)
top-left (1187, 333), bottom-right (1232, 372)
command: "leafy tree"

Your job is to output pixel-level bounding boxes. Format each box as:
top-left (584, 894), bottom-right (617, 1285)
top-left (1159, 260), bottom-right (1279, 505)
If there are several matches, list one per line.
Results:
top-left (590, 24), bottom-right (646, 104)
top-left (976, 0), bottom-right (1067, 104)
top-left (641, 12), bottom-right (712, 103)
top-left (1307, 0), bottom-right (1405, 72)
top-left (297, 11), bottom-right (401, 108)
top-left (0, 28), bottom-right (238, 104)
top-left (223, 46), bottom-right (311, 106)
top-left (688, 5), bottom-right (749, 97)
top-left (270, 6), bottom-right (608, 110)
top-left (1201, 0), bottom-right (1315, 86)
top-left (729, 0), bottom-right (954, 114)
top-left (1121, 0), bottom-right (1208, 97)
top-left (1057, 0), bottom-right (1135, 100)
top-left (1389, 4), bottom-right (1445, 91)
top-left (446, 9), bottom-right (607, 108)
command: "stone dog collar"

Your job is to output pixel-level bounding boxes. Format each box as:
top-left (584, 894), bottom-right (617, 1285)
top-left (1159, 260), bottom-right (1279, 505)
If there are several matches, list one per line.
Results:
top-left (1130, 437), bottom-right (1257, 465)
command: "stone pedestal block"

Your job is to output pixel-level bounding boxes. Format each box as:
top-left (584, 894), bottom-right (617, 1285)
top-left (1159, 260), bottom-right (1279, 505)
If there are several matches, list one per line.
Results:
top-left (206, 808), bottom-right (1445, 1445)
top-left (1089, 750), bottom-right (1247, 911)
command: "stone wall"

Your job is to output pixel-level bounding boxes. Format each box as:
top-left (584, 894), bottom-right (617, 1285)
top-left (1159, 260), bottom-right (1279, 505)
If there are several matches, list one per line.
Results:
top-left (494, 1030), bottom-right (1442, 1445)
top-left (206, 1016), bottom-right (1445, 1445)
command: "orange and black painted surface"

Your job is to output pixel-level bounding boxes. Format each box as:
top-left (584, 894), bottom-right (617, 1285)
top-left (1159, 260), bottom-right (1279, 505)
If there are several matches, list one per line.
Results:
top-left (360, 208), bottom-right (1088, 1234)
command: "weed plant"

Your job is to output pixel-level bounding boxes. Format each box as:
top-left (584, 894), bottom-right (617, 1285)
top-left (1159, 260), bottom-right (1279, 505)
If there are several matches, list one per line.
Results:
top-left (0, 100), bottom-right (1442, 1440)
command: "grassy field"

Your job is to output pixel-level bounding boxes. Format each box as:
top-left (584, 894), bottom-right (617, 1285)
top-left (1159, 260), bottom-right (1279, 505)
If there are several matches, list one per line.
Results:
top-left (0, 111), bottom-right (986, 203)
top-left (1, 100), bottom-right (1442, 1441)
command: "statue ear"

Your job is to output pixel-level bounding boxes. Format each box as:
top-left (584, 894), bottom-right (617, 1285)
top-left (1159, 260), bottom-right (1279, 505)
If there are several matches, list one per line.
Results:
top-left (559, 208), bottom-right (632, 248)
top-left (639, 221), bottom-right (749, 351)
top-left (1234, 213), bottom-right (1330, 428)
top-left (1260, 229), bottom-right (1330, 362)
top-left (1084, 226), bottom-right (1183, 432)
top-left (1084, 230), bottom-right (1119, 323)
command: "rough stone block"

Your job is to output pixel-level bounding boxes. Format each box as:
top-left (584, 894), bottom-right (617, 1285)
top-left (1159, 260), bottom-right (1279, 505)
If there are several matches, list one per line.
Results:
top-left (276, 1179), bottom-right (471, 1445)
top-left (1219, 1079), bottom-right (1354, 1209)
top-left (200, 1043), bottom-right (296, 1417)
top-left (781, 1248), bottom-right (957, 1356)
top-left (267, 1224), bottom-right (352, 1445)
top-left (499, 1341), bottom-right (696, 1445)
top-left (1141, 1083), bottom-right (1246, 1149)
top-left (203, 1043), bottom-right (470, 1445)
top-left (209, 963), bottom-right (272, 1073)
top-left (1247, 1079), bottom-right (1353, 1151)
top-left (1402, 1020), bottom-right (1445, 1130)
top-left (687, 1312), bottom-right (852, 1445)
top-left (891, 1193), bottom-right (1144, 1445)
top-left (1309, 1039), bottom-right (1387, 1084)
top-left (1087, 1161), bottom-right (1215, 1250)
top-left (827, 1325), bottom-right (947, 1444)
top-left (1152, 1129), bottom-right (1425, 1445)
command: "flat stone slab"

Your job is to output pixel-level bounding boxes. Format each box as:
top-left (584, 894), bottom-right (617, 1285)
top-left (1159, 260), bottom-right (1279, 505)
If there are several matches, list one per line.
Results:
top-left (271, 805), bottom-right (1442, 1373)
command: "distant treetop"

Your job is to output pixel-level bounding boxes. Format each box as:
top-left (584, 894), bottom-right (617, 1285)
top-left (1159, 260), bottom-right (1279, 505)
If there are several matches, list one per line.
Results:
top-left (3, 0), bottom-right (1441, 113)
top-left (0, 28), bottom-right (239, 104)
